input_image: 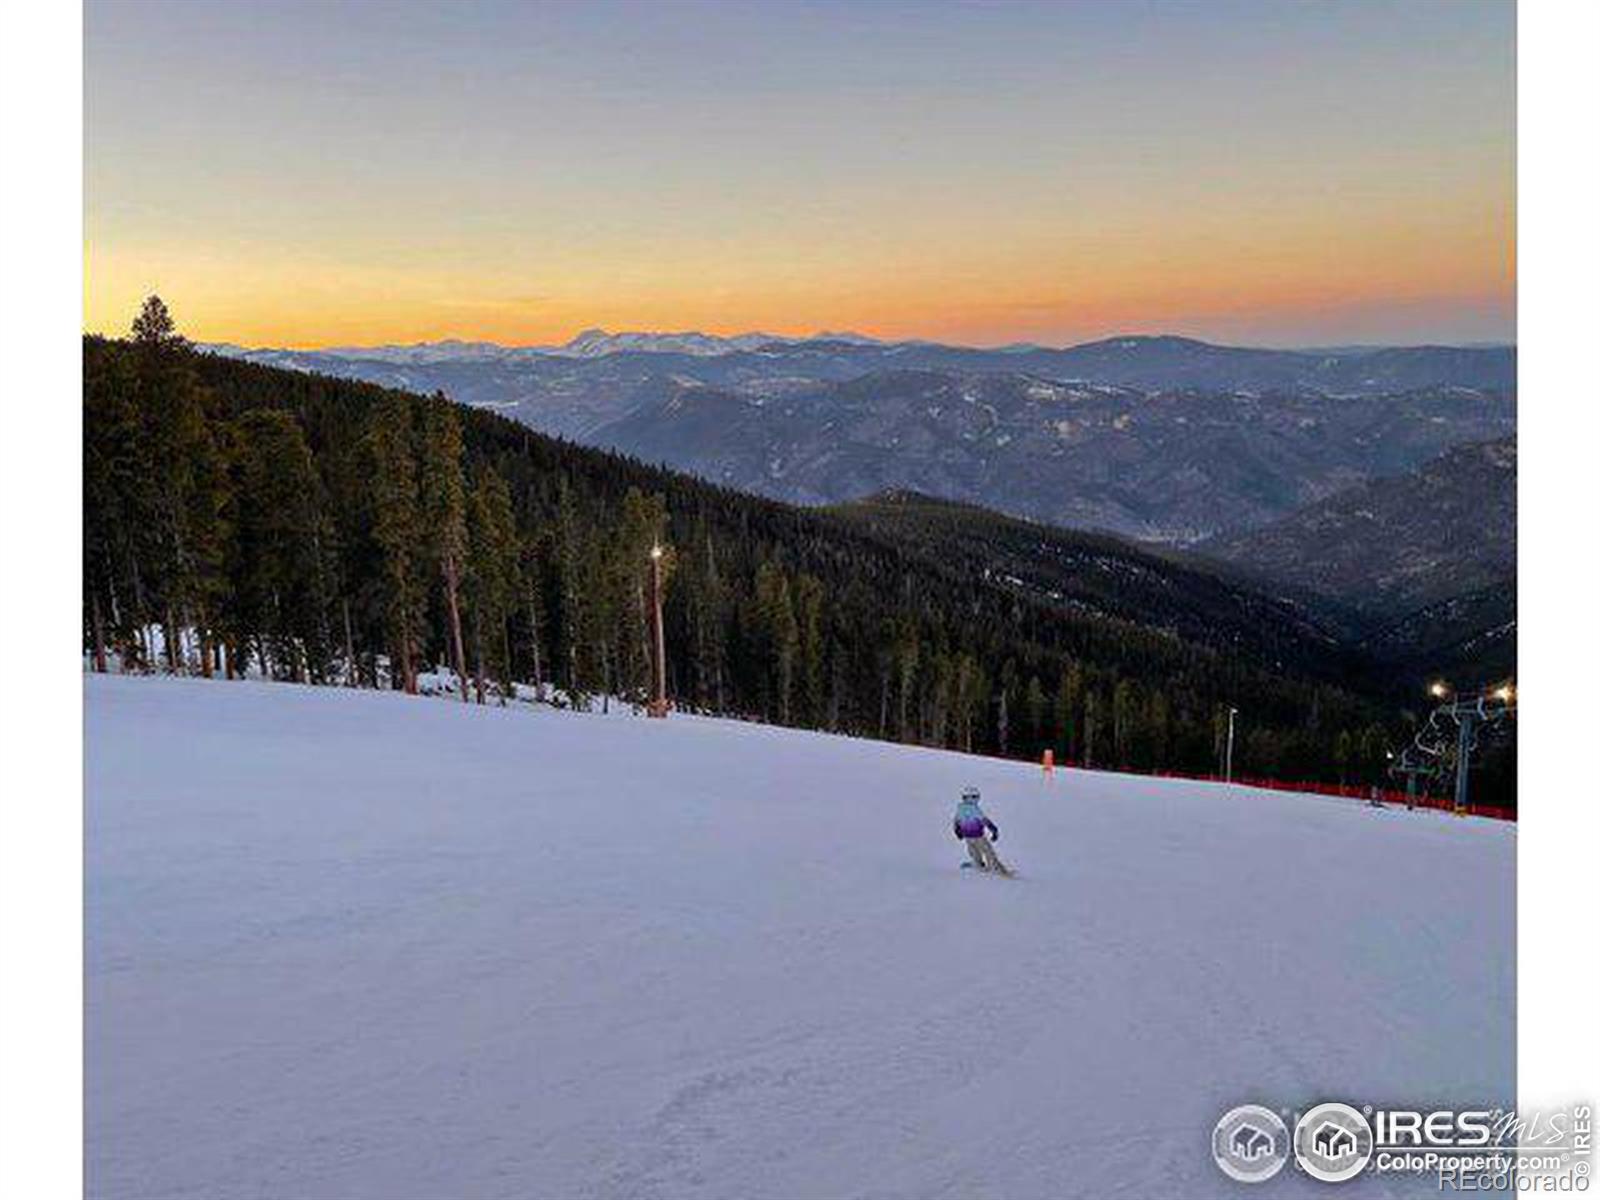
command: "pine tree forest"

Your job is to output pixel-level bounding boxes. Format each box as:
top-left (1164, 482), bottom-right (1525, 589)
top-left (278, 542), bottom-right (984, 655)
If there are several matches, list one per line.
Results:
top-left (84, 298), bottom-right (1508, 800)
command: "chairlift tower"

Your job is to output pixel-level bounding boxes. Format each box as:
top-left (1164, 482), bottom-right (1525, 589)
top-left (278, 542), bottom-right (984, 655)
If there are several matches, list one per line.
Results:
top-left (1391, 681), bottom-right (1516, 812)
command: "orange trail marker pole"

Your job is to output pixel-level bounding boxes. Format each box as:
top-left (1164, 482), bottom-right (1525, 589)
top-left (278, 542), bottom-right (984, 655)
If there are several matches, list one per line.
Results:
top-left (1042, 748), bottom-right (1054, 777)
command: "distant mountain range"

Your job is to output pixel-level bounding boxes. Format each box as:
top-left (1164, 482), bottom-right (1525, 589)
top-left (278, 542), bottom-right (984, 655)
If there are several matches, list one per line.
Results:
top-left (174, 329), bottom-right (1525, 696)
top-left (588, 371), bottom-right (1512, 544)
top-left (1203, 436), bottom-right (1516, 618)
top-left (199, 330), bottom-right (1515, 675)
top-left (202, 332), bottom-right (1515, 543)
top-left (207, 331), bottom-right (1514, 392)
top-left (207, 327), bottom-right (887, 364)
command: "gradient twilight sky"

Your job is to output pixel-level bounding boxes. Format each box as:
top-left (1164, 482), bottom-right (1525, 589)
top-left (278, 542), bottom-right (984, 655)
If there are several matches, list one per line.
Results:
top-left (84, 0), bottom-right (1515, 349)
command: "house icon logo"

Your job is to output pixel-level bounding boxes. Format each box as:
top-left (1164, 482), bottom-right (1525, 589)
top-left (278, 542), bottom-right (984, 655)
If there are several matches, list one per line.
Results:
top-left (1294, 1102), bottom-right (1374, 1182)
top-left (1233, 1124), bottom-right (1274, 1161)
top-left (1313, 1120), bottom-right (1357, 1159)
top-left (1212, 1104), bottom-right (1289, 1183)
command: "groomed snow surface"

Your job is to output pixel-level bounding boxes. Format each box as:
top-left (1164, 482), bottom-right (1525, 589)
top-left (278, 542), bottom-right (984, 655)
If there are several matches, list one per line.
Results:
top-left (87, 675), bottom-right (1513, 1199)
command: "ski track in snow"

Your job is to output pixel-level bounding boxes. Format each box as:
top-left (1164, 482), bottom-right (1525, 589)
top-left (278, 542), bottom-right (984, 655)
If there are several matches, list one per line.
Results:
top-left (86, 675), bottom-right (1513, 1199)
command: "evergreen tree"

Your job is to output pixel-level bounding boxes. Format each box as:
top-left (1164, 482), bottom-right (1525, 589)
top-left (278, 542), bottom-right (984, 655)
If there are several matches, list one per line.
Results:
top-left (1083, 687), bottom-right (1100, 768)
top-left (1213, 705), bottom-right (1232, 776)
top-left (996, 659), bottom-right (1018, 756)
top-left (610, 488), bottom-right (670, 702)
top-left (894, 620), bottom-right (920, 742)
top-left (954, 653), bottom-right (984, 753)
top-left (84, 341), bottom-right (150, 671)
top-left (754, 562), bottom-right (799, 722)
top-left (466, 465), bottom-right (522, 703)
top-left (1359, 723), bottom-right (1387, 786)
top-left (519, 531), bottom-right (546, 692)
top-left (228, 410), bottom-right (336, 682)
top-left (419, 395), bottom-right (470, 701)
top-left (794, 573), bottom-right (825, 727)
top-left (1055, 660), bottom-right (1084, 761)
top-left (1113, 677), bottom-right (1137, 766)
top-left (366, 393), bottom-right (423, 693)
top-left (130, 296), bottom-right (227, 673)
top-left (1148, 688), bottom-right (1171, 770)
top-left (1023, 675), bottom-right (1047, 758)
top-left (548, 477), bottom-right (592, 708)
top-left (682, 520), bottom-right (728, 712)
top-left (1334, 729), bottom-right (1354, 784)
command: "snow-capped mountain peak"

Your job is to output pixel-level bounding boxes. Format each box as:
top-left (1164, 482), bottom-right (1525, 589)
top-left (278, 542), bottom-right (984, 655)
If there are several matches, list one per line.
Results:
top-left (552, 329), bottom-right (786, 358)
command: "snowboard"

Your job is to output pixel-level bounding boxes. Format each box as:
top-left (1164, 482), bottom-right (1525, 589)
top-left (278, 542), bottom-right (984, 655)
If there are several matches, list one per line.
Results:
top-left (960, 861), bottom-right (1017, 878)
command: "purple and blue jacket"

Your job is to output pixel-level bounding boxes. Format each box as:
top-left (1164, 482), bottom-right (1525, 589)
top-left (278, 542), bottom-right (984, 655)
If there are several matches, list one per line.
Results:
top-left (953, 799), bottom-right (999, 840)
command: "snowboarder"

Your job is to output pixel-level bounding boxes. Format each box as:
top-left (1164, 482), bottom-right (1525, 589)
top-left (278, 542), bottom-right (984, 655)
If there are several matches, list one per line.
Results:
top-left (953, 786), bottom-right (1010, 875)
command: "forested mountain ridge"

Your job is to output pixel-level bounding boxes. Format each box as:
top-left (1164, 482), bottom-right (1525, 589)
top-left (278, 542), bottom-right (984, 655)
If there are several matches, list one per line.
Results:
top-left (207, 335), bottom-right (1515, 544)
top-left (827, 491), bottom-right (1346, 669)
top-left (1203, 436), bottom-right (1516, 619)
top-left (589, 371), bottom-right (1514, 542)
top-left (1358, 578), bottom-right (1516, 693)
top-left (210, 333), bottom-right (1515, 398)
top-left (85, 304), bottom-right (1425, 791)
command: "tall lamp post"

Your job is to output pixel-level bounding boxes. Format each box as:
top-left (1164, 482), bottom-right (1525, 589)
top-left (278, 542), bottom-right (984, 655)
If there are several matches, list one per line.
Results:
top-left (1224, 706), bottom-right (1238, 783)
top-left (647, 544), bottom-right (669, 718)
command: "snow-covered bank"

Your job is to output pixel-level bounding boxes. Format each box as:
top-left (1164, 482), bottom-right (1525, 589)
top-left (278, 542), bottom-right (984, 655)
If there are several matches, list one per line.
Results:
top-left (86, 675), bottom-right (1513, 1199)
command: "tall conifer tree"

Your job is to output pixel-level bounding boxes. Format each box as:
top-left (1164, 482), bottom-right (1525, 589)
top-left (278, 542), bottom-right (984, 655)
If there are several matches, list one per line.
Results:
top-left (419, 395), bottom-right (470, 701)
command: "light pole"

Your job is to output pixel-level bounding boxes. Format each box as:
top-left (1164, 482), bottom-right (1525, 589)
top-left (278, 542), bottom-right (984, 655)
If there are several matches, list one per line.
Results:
top-left (647, 544), bottom-right (669, 718)
top-left (1224, 706), bottom-right (1238, 783)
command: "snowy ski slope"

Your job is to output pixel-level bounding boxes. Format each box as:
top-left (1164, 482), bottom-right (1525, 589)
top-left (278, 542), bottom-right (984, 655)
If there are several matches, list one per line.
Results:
top-left (86, 675), bottom-right (1514, 1199)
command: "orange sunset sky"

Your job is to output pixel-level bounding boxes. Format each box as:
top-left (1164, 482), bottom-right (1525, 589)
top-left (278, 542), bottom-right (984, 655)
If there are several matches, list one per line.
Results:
top-left (84, 0), bottom-right (1514, 349)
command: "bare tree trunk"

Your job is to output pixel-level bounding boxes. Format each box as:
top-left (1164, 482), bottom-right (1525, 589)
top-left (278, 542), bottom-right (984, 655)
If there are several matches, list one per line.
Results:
top-left (128, 558), bottom-right (150, 664)
top-left (164, 606), bottom-right (181, 674)
top-left (342, 598), bottom-right (358, 687)
top-left (105, 555), bottom-right (123, 628)
top-left (499, 618), bottom-right (512, 707)
top-left (398, 620), bottom-right (417, 694)
top-left (692, 610), bottom-right (708, 710)
top-left (635, 581), bottom-right (651, 699)
top-left (443, 556), bottom-right (468, 703)
top-left (473, 614), bottom-right (486, 705)
top-left (525, 583), bottom-right (543, 692)
top-left (90, 591), bottom-right (109, 673)
top-left (196, 606), bottom-right (213, 679)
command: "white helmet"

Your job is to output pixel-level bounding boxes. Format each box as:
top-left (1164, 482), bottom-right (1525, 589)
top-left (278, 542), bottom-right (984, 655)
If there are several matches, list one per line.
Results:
top-left (961, 786), bottom-right (980, 802)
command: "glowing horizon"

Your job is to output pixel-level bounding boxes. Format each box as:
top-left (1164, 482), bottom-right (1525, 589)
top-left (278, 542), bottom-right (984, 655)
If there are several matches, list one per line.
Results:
top-left (85, 0), bottom-right (1514, 351)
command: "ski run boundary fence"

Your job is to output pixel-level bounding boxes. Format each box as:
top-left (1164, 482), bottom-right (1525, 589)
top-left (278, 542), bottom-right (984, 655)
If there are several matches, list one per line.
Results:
top-left (1046, 758), bottom-right (1516, 823)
